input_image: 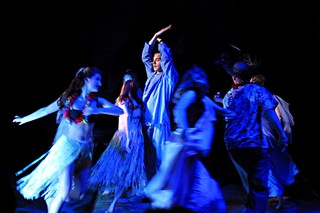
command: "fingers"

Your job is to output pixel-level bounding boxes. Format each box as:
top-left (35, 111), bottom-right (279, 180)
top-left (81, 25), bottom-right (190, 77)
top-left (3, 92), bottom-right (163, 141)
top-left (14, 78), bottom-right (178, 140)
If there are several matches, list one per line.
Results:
top-left (13, 116), bottom-right (22, 124)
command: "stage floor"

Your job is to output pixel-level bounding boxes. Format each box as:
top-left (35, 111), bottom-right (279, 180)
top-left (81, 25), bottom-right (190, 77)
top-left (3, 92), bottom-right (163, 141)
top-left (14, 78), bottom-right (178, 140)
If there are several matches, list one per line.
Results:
top-left (13, 179), bottom-right (320, 213)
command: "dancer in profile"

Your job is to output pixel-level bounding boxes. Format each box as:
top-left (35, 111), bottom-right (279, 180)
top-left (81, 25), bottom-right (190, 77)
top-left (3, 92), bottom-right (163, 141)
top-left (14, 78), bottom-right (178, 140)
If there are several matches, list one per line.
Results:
top-left (141, 24), bottom-right (179, 180)
top-left (88, 79), bottom-right (147, 213)
top-left (13, 67), bottom-right (124, 213)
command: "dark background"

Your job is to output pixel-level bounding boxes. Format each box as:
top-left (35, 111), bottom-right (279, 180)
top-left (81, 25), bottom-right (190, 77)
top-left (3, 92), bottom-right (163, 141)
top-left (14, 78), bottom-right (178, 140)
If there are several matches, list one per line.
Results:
top-left (3, 0), bottom-right (319, 195)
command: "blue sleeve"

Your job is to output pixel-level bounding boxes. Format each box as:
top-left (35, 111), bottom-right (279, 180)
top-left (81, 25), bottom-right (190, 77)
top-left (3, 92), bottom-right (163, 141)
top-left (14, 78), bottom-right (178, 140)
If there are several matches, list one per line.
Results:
top-left (258, 86), bottom-right (278, 112)
top-left (141, 42), bottom-right (154, 78)
top-left (158, 42), bottom-right (179, 88)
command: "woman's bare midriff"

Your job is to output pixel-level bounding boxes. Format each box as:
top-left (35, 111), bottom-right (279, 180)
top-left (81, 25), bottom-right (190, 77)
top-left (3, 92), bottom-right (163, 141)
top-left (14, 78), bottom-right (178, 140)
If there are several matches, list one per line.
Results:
top-left (67, 123), bottom-right (94, 143)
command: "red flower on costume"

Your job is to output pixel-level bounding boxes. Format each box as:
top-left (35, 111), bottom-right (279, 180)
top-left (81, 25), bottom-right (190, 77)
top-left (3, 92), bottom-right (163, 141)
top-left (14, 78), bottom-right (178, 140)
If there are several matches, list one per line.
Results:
top-left (64, 94), bottom-right (94, 124)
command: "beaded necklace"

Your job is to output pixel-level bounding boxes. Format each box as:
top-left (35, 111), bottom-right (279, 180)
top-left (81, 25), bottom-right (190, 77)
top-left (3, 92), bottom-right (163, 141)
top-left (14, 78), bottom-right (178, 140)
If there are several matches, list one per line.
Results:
top-left (64, 94), bottom-right (94, 124)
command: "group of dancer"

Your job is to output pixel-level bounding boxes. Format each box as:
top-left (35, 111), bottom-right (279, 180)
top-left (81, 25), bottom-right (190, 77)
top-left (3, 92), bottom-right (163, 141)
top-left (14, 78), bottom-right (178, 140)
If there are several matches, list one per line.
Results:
top-left (13, 25), bottom-right (298, 213)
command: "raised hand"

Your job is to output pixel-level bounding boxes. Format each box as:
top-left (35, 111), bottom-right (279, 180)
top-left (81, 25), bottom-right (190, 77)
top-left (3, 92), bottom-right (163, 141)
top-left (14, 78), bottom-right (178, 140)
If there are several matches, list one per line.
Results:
top-left (155, 24), bottom-right (172, 37)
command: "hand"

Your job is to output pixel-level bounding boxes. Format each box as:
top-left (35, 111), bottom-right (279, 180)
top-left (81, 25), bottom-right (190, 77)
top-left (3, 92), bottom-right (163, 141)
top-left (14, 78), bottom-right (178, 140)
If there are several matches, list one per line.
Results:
top-left (214, 92), bottom-right (223, 103)
top-left (83, 105), bottom-right (97, 116)
top-left (13, 115), bottom-right (23, 125)
top-left (219, 108), bottom-right (236, 119)
top-left (155, 24), bottom-right (172, 37)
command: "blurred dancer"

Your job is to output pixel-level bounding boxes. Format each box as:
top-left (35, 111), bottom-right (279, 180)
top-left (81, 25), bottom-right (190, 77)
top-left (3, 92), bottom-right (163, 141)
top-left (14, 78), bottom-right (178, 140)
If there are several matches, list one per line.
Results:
top-left (145, 65), bottom-right (235, 213)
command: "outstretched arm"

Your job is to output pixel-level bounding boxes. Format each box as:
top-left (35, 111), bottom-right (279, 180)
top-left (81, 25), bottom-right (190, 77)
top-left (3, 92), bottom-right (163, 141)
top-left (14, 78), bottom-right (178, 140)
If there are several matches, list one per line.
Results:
top-left (204, 96), bottom-right (236, 118)
top-left (13, 99), bottom-right (60, 125)
top-left (85, 97), bottom-right (124, 116)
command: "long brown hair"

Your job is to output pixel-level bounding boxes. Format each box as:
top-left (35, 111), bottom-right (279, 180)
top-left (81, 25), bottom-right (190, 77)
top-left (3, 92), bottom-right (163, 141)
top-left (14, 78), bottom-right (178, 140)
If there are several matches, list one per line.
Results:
top-left (117, 80), bottom-right (142, 110)
top-left (57, 67), bottom-right (101, 109)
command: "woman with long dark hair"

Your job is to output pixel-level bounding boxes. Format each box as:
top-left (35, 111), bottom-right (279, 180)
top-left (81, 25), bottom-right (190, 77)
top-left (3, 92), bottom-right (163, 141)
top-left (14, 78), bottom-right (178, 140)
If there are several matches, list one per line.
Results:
top-left (13, 67), bottom-right (124, 213)
top-left (88, 79), bottom-right (147, 213)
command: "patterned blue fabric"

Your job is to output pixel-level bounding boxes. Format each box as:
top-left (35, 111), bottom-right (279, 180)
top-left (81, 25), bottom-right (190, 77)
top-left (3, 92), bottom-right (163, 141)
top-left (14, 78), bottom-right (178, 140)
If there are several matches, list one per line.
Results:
top-left (223, 83), bottom-right (278, 149)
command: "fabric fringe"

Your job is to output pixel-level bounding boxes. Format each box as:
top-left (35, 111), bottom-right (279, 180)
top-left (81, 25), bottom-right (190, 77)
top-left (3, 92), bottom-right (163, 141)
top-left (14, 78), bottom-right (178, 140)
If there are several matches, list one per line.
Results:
top-left (89, 130), bottom-right (147, 196)
top-left (16, 135), bottom-right (81, 200)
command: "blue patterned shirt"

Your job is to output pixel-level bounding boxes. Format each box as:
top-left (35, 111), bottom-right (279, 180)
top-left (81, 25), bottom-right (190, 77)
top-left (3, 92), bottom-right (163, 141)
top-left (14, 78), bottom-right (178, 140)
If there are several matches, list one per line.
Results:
top-left (223, 83), bottom-right (278, 150)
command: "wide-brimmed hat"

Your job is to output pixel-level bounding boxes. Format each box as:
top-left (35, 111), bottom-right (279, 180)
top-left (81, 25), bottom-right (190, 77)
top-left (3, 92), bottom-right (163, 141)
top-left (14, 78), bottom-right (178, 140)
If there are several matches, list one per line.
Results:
top-left (215, 44), bottom-right (261, 79)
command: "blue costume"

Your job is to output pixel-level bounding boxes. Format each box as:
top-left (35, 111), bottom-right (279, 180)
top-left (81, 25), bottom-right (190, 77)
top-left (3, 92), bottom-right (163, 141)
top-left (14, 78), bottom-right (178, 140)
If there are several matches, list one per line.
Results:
top-left (223, 87), bottom-right (299, 207)
top-left (263, 95), bottom-right (299, 199)
top-left (16, 119), bottom-right (93, 200)
top-left (223, 83), bottom-right (279, 212)
top-left (141, 41), bottom-right (179, 178)
top-left (88, 98), bottom-right (147, 196)
top-left (146, 91), bottom-right (228, 213)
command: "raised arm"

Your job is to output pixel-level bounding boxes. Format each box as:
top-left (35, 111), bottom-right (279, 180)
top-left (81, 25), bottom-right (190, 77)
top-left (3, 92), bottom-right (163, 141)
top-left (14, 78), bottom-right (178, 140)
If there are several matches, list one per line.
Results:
top-left (148, 24), bottom-right (172, 46)
top-left (141, 24), bottom-right (174, 78)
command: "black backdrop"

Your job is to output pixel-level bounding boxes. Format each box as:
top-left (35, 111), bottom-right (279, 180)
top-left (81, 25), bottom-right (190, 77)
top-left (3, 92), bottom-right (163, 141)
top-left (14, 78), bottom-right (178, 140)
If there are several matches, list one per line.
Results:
top-left (3, 0), bottom-right (319, 192)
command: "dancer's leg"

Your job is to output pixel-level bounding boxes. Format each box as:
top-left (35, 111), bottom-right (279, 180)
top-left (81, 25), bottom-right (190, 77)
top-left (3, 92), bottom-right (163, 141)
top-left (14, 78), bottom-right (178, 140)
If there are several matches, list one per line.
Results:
top-left (46, 163), bottom-right (74, 213)
top-left (106, 184), bottom-right (125, 213)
